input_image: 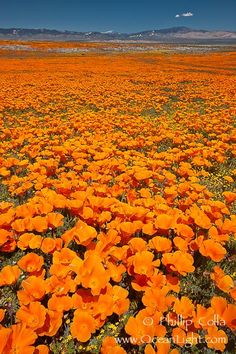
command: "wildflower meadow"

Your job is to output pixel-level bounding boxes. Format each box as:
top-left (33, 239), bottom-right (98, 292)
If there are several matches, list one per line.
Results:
top-left (0, 43), bottom-right (235, 353)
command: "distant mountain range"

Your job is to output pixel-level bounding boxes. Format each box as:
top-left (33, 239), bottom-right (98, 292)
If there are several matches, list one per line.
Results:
top-left (0, 27), bottom-right (236, 43)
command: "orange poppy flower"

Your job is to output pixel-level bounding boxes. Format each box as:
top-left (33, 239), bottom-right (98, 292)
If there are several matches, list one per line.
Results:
top-left (53, 247), bottom-right (77, 265)
top-left (18, 276), bottom-right (45, 305)
top-left (80, 206), bottom-right (94, 220)
top-left (34, 202), bottom-right (53, 215)
top-left (0, 327), bottom-right (12, 354)
top-left (74, 220), bottom-right (97, 245)
top-left (0, 209), bottom-right (15, 227)
top-left (155, 214), bottom-right (175, 230)
top-left (193, 304), bottom-right (215, 329)
top-left (194, 212), bottom-right (211, 229)
top-left (15, 204), bottom-right (36, 219)
top-left (31, 216), bottom-right (48, 232)
top-left (205, 326), bottom-right (228, 352)
top-left (221, 218), bottom-right (236, 233)
top-left (128, 238), bottom-right (147, 252)
top-left (221, 303), bottom-right (236, 330)
top-left (199, 239), bottom-right (226, 262)
top-left (208, 226), bottom-right (229, 243)
top-left (110, 285), bottom-right (130, 315)
top-left (223, 191), bottom-right (236, 204)
top-left (172, 327), bottom-right (187, 347)
top-left (0, 201), bottom-right (13, 213)
top-left (0, 265), bottom-right (21, 286)
top-left (162, 251), bottom-right (195, 275)
top-left (107, 261), bottom-right (126, 283)
top-left (175, 224), bottom-right (194, 239)
top-left (47, 212), bottom-right (64, 228)
top-left (71, 310), bottom-right (96, 342)
top-left (48, 295), bottom-right (72, 312)
top-left (45, 274), bottom-right (76, 295)
top-left (125, 309), bottom-right (165, 345)
top-left (17, 253), bottom-right (44, 273)
top-left (173, 296), bottom-right (194, 319)
top-left (97, 210), bottom-right (112, 225)
top-left (4, 323), bottom-right (37, 354)
top-left (49, 263), bottom-right (72, 279)
top-left (142, 222), bottom-right (156, 236)
top-left (149, 236), bottom-right (172, 253)
top-left (41, 237), bottom-right (56, 253)
top-left (16, 301), bottom-right (47, 331)
top-left (120, 221), bottom-right (139, 236)
top-left (210, 296), bottom-right (227, 317)
top-left (28, 235), bottom-right (42, 249)
top-left (0, 229), bottom-right (12, 247)
top-left (93, 293), bottom-right (113, 320)
top-left (210, 266), bottom-right (234, 293)
top-left (131, 250), bottom-right (159, 276)
top-left (66, 199), bottom-right (84, 213)
top-left (17, 233), bottom-right (35, 250)
top-left (142, 286), bottom-right (170, 313)
top-left (79, 252), bottom-right (110, 295)
top-left (37, 310), bottom-right (63, 337)
top-left (11, 218), bottom-right (31, 233)
top-left (134, 170), bottom-right (152, 181)
top-left (173, 237), bottom-right (188, 251)
top-left (101, 336), bottom-right (127, 354)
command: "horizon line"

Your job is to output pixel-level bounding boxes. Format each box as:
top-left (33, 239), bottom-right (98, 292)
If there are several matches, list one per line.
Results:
top-left (0, 25), bottom-right (235, 34)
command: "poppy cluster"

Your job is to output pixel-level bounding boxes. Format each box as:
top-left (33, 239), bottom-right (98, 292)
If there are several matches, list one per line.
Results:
top-left (0, 45), bottom-right (235, 353)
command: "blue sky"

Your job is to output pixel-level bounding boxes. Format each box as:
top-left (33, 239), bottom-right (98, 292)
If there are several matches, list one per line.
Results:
top-left (0, 0), bottom-right (235, 32)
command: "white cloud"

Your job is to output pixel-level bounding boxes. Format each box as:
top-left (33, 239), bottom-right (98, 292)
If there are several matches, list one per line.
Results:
top-left (175, 12), bottom-right (193, 18)
top-left (182, 12), bottom-right (193, 17)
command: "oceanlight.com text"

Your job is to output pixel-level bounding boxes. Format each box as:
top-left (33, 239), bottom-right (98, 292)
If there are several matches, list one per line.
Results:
top-left (115, 334), bottom-right (227, 348)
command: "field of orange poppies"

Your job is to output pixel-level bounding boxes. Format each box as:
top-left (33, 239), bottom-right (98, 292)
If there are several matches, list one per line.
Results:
top-left (0, 44), bottom-right (236, 354)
